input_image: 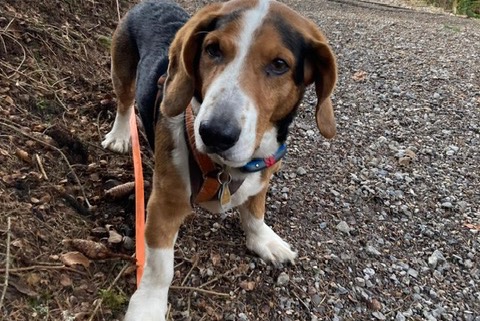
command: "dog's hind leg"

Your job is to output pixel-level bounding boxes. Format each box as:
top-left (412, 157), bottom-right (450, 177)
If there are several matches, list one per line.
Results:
top-left (102, 20), bottom-right (138, 153)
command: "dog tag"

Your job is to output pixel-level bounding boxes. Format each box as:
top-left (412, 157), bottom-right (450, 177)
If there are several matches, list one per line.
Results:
top-left (217, 170), bottom-right (232, 209)
top-left (219, 183), bottom-right (231, 208)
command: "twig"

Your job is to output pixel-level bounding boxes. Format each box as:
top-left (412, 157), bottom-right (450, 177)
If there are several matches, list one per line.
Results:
top-left (35, 154), bottom-right (49, 180)
top-left (0, 31), bottom-right (27, 73)
top-left (198, 267), bottom-right (237, 289)
top-left (170, 285), bottom-right (230, 297)
top-left (0, 265), bottom-right (87, 275)
top-left (0, 120), bottom-right (92, 208)
top-left (87, 262), bottom-right (132, 321)
top-left (115, 0), bottom-right (121, 21)
top-left (0, 217), bottom-right (11, 311)
top-left (181, 256), bottom-right (198, 287)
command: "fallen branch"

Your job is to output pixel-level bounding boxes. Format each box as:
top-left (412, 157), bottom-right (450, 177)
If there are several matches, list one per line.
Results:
top-left (0, 264), bottom-right (87, 275)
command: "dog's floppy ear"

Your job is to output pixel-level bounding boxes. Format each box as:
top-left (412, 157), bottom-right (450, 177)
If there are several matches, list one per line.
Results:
top-left (161, 4), bottom-right (223, 117)
top-left (303, 28), bottom-right (337, 139)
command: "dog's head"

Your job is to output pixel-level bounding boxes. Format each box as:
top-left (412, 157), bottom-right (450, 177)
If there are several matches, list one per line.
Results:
top-left (161, 0), bottom-right (337, 168)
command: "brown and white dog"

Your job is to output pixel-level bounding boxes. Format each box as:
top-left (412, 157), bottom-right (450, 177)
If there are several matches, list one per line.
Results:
top-left (103, 0), bottom-right (337, 319)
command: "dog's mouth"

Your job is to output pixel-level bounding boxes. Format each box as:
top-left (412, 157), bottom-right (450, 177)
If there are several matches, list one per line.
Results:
top-left (207, 150), bottom-right (253, 169)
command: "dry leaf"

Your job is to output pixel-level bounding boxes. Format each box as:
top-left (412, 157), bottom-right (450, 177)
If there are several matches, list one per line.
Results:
top-left (108, 229), bottom-right (123, 244)
top-left (352, 70), bottom-right (367, 82)
top-left (61, 251), bottom-right (91, 268)
top-left (464, 223), bottom-right (480, 231)
top-left (60, 274), bottom-right (73, 287)
top-left (239, 280), bottom-right (256, 291)
top-left (15, 148), bottom-right (31, 163)
top-left (10, 279), bottom-right (39, 297)
top-left (405, 149), bottom-right (416, 159)
top-left (210, 252), bottom-right (221, 267)
top-left (398, 156), bottom-right (412, 166)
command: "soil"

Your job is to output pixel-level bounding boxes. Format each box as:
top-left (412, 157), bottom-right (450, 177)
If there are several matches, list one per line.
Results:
top-left (0, 0), bottom-right (479, 321)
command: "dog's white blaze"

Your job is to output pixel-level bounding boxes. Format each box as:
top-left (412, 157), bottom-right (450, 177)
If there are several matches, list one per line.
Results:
top-left (124, 247), bottom-right (174, 321)
top-left (195, 0), bottom-right (271, 166)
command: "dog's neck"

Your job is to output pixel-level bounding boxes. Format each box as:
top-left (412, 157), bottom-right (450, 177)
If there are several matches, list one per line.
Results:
top-left (184, 105), bottom-right (286, 206)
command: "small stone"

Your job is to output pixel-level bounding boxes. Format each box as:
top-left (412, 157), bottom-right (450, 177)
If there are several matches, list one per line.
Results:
top-left (366, 245), bottom-right (381, 256)
top-left (296, 167), bottom-right (307, 176)
top-left (238, 312), bottom-right (249, 321)
top-left (277, 272), bottom-right (290, 286)
top-left (407, 268), bottom-right (418, 278)
top-left (428, 250), bottom-right (446, 269)
top-left (395, 312), bottom-right (406, 321)
top-left (433, 92), bottom-right (440, 99)
top-left (336, 221), bottom-right (351, 234)
top-left (464, 259), bottom-right (474, 269)
top-left (319, 222), bottom-right (327, 229)
top-left (441, 202), bottom-right (453, 209)
top-left (363, 267), bottom-right (376, 279)
top-left (372, 311), bottom-right (386, 320)
top-left (306, 129), bottom-right (315, 137)
top-left (311, 294), bottom-right (322, 306)
top-left (122, 236), bottom-right (135, 250)
top-left (355, 277), bottom-right (366, 287)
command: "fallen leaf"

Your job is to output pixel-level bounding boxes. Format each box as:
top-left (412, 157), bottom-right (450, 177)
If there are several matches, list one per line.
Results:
top-left (210, 252), bottom-right (221, 267)
top-left (15, 148), bottom-right (31, 163)
top-left (108, 229), bottom-right (123, 244)
top-left (352, 70), bottom-right (367, 82)
top-left (61, 251), bottom-right (90, 268)
top-left (239, 280), bottom-right (256, 291)
top-left (60, 274), bottom-right (73, 287)
top-left (398, 156), bottom-right (412, 166)
top-left (464, 223), bottom-right (480, 231)
top-left (10, 279), bottom-right (39, 297)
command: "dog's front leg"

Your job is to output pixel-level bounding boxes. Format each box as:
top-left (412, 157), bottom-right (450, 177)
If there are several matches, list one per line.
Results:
top-left (239, 184), bottom-right (297, 264)
top-left (124, 168), bottom-right (191, 320)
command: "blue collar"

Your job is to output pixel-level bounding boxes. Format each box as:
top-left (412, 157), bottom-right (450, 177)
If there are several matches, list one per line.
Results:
top-left (239, 144), bottom-right (287, 173)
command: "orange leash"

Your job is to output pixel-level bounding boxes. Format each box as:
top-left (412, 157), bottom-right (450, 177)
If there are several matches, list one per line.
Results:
top-left (129, 111), bottom-right (145, 287)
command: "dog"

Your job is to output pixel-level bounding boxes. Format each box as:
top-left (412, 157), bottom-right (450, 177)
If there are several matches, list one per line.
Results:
top-left (102, 0), bottom-right (337, 320)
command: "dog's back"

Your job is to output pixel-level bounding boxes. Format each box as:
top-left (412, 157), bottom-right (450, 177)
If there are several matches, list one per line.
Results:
top-left (115, 0), bottom-right (189, 148)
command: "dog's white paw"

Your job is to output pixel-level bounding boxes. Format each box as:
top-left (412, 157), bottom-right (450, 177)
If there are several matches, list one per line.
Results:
top-left (124, 288), bottom-right (167, 321)
top-left (102, 111), bottom-right (131, 153)
top-left (102, 129), bottom-right (131, 153)
top-left (245, 223), bottom-right (297, 264)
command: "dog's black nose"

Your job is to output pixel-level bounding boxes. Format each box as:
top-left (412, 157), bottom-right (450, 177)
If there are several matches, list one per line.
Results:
top-left (199, 120), bottom-right (240, 153)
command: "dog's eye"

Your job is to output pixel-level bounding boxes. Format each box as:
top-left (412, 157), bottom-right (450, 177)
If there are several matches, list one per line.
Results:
top-left (205, 43), bottom-right (222, 60)
top-left (267, 58), bottom-right (289, 76)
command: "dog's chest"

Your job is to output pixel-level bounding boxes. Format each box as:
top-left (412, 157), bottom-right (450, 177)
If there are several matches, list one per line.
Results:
top-left (198, 171), bottom-right (264, 213)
